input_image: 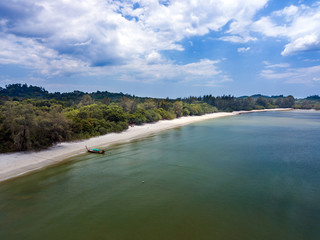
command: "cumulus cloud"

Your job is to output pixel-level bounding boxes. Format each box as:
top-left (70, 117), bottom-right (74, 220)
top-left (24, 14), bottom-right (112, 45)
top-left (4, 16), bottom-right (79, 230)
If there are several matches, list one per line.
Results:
top-left (261, 63), bottom-right (320, 84)
top-left (282, 34), bottom-right (320, 56)
top-left (237, 47), bottom-right (251, 53)
top-left (134, 0), bottom-right (267, 41)
top-left (0, 0), bottom-right (269, 81)
top-left (2, 0), bottom-right (320, 91)
top-left (0, 0), bottom-right (172, 68)
top-left (0, 33), bottom-right (88, 76)
top-left (252, 2), bottom-right (320, 55)
top-left (99, 58), bottom-right (231, 87)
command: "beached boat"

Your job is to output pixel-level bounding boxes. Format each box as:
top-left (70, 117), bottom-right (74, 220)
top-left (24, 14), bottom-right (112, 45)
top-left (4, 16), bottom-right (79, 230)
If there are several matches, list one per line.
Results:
top-left (86, 146), bottom-right (105, 154)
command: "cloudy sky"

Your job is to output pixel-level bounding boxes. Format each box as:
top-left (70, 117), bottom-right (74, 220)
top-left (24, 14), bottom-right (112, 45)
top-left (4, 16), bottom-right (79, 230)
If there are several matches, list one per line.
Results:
top-left (0, 0), bottom-right (320, 98)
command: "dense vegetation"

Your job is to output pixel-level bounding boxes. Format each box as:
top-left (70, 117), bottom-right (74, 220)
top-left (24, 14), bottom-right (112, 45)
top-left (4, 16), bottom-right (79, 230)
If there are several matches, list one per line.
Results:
top-left (0, 84), bottom-right (318, 152)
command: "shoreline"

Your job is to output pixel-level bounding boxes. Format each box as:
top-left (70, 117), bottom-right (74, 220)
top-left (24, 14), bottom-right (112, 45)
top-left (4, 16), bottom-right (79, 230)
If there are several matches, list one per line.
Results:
top-left (0, 108), bottom-right (292, 183)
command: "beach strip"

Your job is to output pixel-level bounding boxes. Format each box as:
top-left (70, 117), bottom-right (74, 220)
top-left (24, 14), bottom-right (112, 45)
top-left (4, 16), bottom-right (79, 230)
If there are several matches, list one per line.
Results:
top-left (0, 108), bottom-right (291, 183)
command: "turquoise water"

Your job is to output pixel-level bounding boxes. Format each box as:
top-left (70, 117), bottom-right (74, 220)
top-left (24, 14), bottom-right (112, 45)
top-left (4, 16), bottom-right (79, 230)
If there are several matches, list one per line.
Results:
top-left (1, 110), bottom-right (320, 240)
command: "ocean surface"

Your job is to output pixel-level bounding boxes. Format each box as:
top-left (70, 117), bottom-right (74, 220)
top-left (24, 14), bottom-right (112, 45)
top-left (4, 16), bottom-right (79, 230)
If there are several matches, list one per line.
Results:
top-left (1, 110), bottom-right (320, 240)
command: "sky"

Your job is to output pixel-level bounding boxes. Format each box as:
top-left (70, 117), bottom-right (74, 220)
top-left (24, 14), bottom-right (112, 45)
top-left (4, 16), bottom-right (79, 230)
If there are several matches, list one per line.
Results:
top-left (0, 0), bottom-right (320, 98)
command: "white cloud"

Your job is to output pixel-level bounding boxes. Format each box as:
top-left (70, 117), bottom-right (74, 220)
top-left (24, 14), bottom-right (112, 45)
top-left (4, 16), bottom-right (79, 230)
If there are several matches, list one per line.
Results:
top-left (137, 0), bottom-right (268, 40)
top-left (220, 36), bottom-right (257, 43)
top-left (2, 0), bottom-right (320, 84)
top-left (281, 34), bottom-right (320, 56)
top-left (181, 59), bottom-right (221, 77)
top-left (252, 3), bottom-right (320, 55)
top-left (101, 58), bottom-right (231, 86)
top-left (237, 47), bottom-right (251, 53)
top-left (196, 75), bottom-right (233, 87)
top-left (251, 17), bottom-right (286, 38)
top-left (261, 64), bottom-right (320, 84)
top-left (145, 51), bottom-right (165, 64)
top-left (0, 33), bottom-right (230, 86)
top-left (3, 0), bottom-right (320, 90)
top-left (0, 33), bottom-right (89, 76)
top-left (0, 0), bottom-right (174, 68)
top-left (264, 62), bottom-right (290, 68)
top-left (0, 0), bottom-right (269, 84)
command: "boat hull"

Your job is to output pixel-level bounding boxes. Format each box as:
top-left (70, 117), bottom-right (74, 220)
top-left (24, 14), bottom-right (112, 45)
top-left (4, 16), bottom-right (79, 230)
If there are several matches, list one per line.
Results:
top-left (86, 146), bottom-right (105, 154)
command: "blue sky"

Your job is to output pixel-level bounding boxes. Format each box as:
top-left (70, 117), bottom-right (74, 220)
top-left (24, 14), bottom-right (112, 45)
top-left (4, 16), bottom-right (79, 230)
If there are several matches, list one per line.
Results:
top-left (0, 0), bottom-right (320, 98)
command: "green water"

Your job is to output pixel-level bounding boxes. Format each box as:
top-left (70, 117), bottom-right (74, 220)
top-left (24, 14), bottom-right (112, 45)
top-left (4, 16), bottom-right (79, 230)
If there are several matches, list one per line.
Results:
top-left (1, 110), bottom-right (320, 240)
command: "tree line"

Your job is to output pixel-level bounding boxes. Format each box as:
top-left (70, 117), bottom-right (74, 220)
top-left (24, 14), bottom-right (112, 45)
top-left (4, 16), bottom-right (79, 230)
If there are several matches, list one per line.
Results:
top-left (0, 84), bottom-right (318, 152)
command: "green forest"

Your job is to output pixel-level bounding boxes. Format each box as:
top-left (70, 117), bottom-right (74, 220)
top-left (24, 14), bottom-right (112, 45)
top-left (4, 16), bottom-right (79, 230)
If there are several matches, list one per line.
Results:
top-left (0, 84), bottom-right (319, 153)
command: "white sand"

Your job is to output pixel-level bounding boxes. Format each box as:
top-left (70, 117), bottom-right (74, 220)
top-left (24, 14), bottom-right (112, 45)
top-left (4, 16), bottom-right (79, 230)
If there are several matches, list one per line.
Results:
top-left (0, 108), bottom-right (292, 182)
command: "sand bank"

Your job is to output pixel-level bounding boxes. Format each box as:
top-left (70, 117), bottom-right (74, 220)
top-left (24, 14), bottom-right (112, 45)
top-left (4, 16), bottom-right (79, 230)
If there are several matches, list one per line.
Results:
top-left (0, 108), bottom-right (292, 182)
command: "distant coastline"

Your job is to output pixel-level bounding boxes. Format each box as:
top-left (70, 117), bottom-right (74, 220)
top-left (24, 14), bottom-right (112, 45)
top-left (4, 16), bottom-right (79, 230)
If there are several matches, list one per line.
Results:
top-left (2, 84), bottom-right (318, 153)
top-left (0, 108), bottom-right (292, 183)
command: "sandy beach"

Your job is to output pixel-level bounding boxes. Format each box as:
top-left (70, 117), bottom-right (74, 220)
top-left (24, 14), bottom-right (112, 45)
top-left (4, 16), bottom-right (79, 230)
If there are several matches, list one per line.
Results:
top-left (0, 108), bottom-right (291, 182)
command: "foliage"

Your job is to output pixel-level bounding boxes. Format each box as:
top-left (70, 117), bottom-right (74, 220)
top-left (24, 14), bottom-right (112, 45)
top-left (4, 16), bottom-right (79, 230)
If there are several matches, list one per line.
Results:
top-left (0, 84), bottom-right (318, 152)
top-left (0, 102), bottom-right (70, 152)
top-left (64, 103), bottom-right (128, 139)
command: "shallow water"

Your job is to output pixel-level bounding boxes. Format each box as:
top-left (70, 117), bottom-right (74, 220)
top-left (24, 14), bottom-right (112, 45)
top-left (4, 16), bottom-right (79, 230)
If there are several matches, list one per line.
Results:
top-left (1, 110), bottom-right (320, 240)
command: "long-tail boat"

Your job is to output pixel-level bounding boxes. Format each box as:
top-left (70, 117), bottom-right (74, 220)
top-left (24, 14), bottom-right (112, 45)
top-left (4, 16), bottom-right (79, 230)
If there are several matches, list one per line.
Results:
top-left (86, 146), bottom-right (105, 154)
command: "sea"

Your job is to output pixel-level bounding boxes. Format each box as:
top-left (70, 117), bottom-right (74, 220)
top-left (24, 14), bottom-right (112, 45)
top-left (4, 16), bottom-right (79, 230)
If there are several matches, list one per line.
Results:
top-left (1, 110), bottom-right (320, 240)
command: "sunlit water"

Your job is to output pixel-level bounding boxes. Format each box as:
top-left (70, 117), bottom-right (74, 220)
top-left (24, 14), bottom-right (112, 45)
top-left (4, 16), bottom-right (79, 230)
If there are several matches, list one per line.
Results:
top-left (1, 110), bottom-right (320, 240)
